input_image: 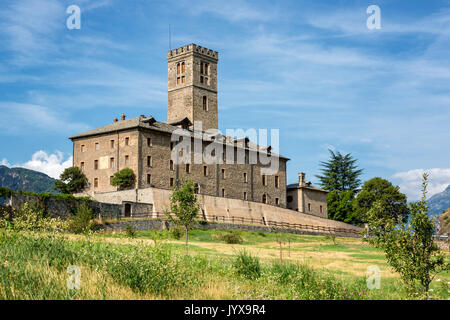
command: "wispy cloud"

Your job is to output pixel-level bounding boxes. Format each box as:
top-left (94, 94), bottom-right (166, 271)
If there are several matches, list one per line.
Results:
top-left (393, 168), bottom-right (450, 201)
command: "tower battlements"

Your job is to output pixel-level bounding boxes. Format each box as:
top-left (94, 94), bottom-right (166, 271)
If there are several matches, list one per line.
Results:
top-left (167, 44), bottom-right (218, 61)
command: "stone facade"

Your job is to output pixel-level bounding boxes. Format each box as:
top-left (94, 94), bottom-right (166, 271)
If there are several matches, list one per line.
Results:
top-left (287, 172), bottom-right (328, 219)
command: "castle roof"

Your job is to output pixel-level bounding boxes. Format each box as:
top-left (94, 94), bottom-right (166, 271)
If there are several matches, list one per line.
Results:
top-left (287, 183), bottom-right (328, 193)
top-left (69, 116), bottom-right (289, 160)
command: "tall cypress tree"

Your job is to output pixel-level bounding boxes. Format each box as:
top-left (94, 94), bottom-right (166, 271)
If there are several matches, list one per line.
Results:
top-left (316, 149), bottom-right (363, 224)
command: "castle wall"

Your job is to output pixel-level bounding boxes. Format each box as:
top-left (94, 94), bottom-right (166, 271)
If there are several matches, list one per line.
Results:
top-left (91, 187), bottom-right (358, 231)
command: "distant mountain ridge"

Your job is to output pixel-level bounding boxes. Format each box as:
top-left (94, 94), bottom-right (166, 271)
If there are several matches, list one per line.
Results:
top-left (0, 165), bottom-right (56, 193)
top-left (427, 185), bottom-right (450, 217)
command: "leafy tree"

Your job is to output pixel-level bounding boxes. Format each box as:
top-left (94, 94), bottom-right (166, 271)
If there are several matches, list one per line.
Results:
top-left (111, 168), bottom-right (136, 190)
top-left (327, 190), bottom-right (357, 224)
top-left (365, 173), bottom-right (449, 296)
top-left (163, 179), bottom-right (200, 255)
top-left (54, 167), bottom-right (87, 194)
top-left (355, 177), bottom-right (409, 225)
top-left (316, 149), bottom-right (363, 192)
top-left (316, 149), bottom-right (363, 223)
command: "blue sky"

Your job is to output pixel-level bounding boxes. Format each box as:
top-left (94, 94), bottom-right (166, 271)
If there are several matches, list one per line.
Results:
top-left (1, 0), bottom-right (450, 200)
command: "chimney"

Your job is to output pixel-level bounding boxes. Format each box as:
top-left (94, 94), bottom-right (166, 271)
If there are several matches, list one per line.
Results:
top-left (121, 113), bottom-right (126, 121)
top-left (113, 117), bottom-right (118, 123)
top-left (298, 172), bottom-right (306, 186)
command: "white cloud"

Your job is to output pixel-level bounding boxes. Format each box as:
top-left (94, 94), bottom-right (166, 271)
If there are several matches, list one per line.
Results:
top-left (392, 168), bottom-right (450, 201)
top-left (1, 159), bottom-right (11, 166)
top-left (13, 151), bottom-right (72, 179)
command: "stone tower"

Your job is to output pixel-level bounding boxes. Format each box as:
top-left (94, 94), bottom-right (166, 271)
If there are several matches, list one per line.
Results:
top-left (167, 44), bottom-right (219, 131)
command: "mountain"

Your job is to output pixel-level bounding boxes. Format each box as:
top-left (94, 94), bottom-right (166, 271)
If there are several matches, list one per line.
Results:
top-left (427, 185), bottom-right (450, 217)
top-left (437, 209), bottom-right (450, 235)
top-left (0, 165), bottom-right (56, 193)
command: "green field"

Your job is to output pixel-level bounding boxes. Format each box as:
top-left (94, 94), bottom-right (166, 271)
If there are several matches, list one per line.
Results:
top-left (1, 228), bottom-right (449, 300)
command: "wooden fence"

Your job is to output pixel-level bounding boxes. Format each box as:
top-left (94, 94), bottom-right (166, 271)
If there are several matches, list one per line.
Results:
top-left (121, 211), bottom-right (361, 236)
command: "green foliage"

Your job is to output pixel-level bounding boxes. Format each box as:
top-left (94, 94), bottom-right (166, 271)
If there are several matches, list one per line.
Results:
top-left (163, 179), bottom-right (200, 254)
top-left (316, 150), bottom-right (363, 223)
top-left (233, 250), bottom-right (261, 279)
top-left (270, 262), bottom-right (299, 284)
top-left (0, 187), bottom-right (13, 198)
top-left (111, 168), bottom-right (136, 190)
top-left (170, 226), bottom-right (184, 240)
top-left (69, 202), bottom-right (99, 234)
top-left (54, 167), bottom-right (88, 194)
top-left (6, 202), bottom-right (68, 232)
top-left (327, 190), bottom-right (358, 224)
top-left (316, 149), bottom-right (363, 192)
top-left (221, 231), bottom-right (243, 244)
top-left (365, 173), bottom-right (449, 295)
top-left (125, 223), bottom-right (137, 238)
top-left (355, 177), bottom-right (409, 225)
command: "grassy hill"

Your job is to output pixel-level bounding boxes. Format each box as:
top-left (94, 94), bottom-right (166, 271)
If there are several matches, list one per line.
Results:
top-left (1, 228), bottom-right (448, 300)
top-left (0, 165), bottom-right (56, 193)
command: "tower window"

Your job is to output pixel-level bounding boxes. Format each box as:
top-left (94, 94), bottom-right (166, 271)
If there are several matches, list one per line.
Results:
top-left (110, 157), bottom-right (115, 168)
top-left (80, 162), bottom-right (85, 172)
top-left (181, 76), bottom-right (185, 84)
top-left (147, 174), bottom-right (152, 184)
top-left (262, 194), bottom-right (267, 204)
top-left (181, 62), bottom-right (185, 73)
top-left (262, 175), bottom-right (267, 186)
top-left (244, 172), bottom-right (248, 183)
top-left (275, 198), bottom-right (280, 205)
top-left (221, 188), bottom-right (225, 197)
top-left (125, 137), bottom-right (129, 146)
top-left (200, 76), bottom-right (204, 84)
top-left (177, 77), bottom-right (181, 85)
top-left (147, 156), bottom-right (152, 167)
top-left (186, 163), bottom-right (190, 173)
top-left (94, 178), bottom-right (99, 188)
top-left (81, 145), bottom-right (85, 152)
top-left (111, 140), bottom-right (115, 149)
top-left (221, 169), bottom-right (225, 179)
top-left (177, 63), bottom-right (180, 75)
top-left (203, 96), bottom-right (208, 111)
top-left (170, 178), bottom-right (174, 187)
top-left (243, 192), bottom-right (247, 201)
top-left (203, 166), bottom-right (208, 176)
top-left (169, 160), bottom-right (174, 171)
top-left (308, 203), bottom-right (311, 211)
top-left (94, 160), bottom-right (98, 170)
top-left (125, 155), bottom-right (129, 166)
top-left (275, 176), bottom-right (279, 188)
top-left (320, 205), bottom-right (323, 213)
top-left (194, 183), bottom-right (200, 194)
top-left (147, 137), bottom-right (152, 147)
top-left (95, 142), bottom-right (99, 150)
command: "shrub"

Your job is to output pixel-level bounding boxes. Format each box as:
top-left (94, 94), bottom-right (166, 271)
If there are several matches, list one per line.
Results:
top-left (111, 168), bottom-right (136, 190)
top-left (221, 231), bottom-right (243, 244)
top-left (233, 250), bottom-right (261, 279)
top-left (54, 166), bottom-right (88, 194)
top-left (69, 202), bottom-right (99, 234)
top-left (271, 262), bottom-right (299, 284)
top-left (170, 226), bottom-right (184, 240)
top-left (125, 223), bottom-right (137, 238)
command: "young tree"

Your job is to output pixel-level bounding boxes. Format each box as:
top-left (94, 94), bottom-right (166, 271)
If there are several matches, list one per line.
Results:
top-left (163, 179), bottom-right (200, 255)
top-left (316, 149), bottom-right (363, 223)
top-left (54, 167), bottom-right (88, 194)
top-left (111, 168), bottom-right (136, 190)
top-left (365, 173), bottom-right (449, 296)
top-left (355, 177), bottom-right (409, 226)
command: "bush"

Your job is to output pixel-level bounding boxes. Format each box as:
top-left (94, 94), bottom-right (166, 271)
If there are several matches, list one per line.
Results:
top-left (69, 202), bottom-right (99, 234)
top-left (221, 231), bottom-right (243, 244)
top-left (125, 223), bottom-right (137, 238)
top-left (233, 250), bottom-right (261, 279)
top-left (271, 262), bottom-right (299, 284)
top-left (111, 168), bottom-right (136, 190)
top-left (170, 226), bottom-right (184, 240)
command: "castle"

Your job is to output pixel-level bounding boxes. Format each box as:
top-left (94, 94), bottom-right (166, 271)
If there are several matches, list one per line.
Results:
top-left (70, 44), bottom-right (328, 220)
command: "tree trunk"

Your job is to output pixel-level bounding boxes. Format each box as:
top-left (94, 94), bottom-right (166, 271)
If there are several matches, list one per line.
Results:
top-left (185, 227), bottom-right (189, 256)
